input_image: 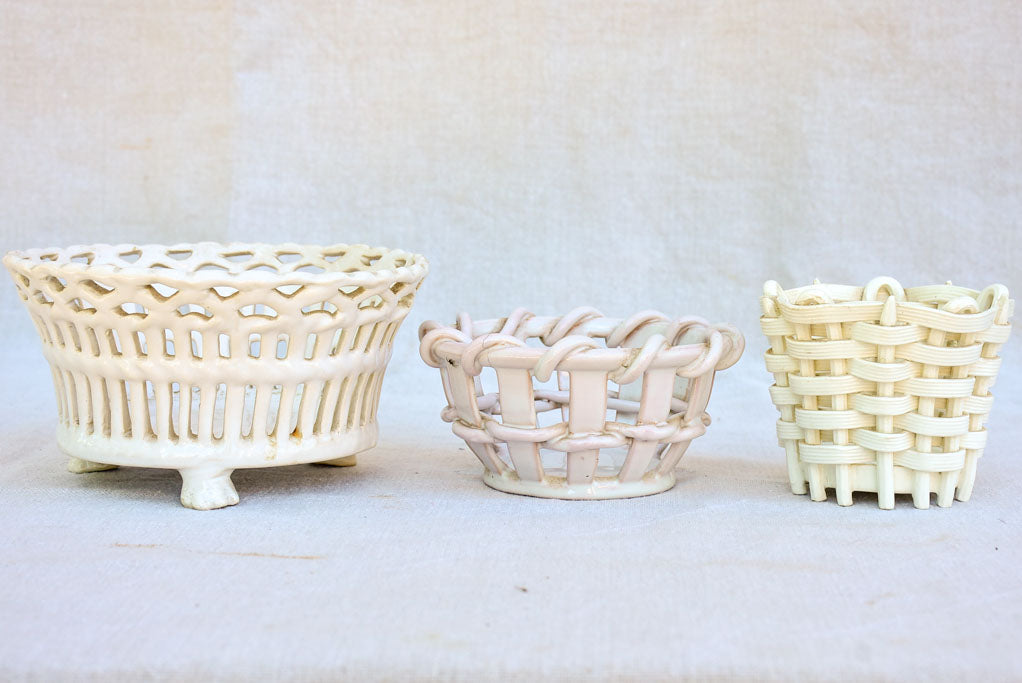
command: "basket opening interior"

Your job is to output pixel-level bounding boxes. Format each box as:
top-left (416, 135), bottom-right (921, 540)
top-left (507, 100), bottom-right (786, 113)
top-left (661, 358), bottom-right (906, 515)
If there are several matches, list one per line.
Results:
top-left (472, 358), bottom-right (693, 476)
top-left (20, 243), bottom-right (417, 277)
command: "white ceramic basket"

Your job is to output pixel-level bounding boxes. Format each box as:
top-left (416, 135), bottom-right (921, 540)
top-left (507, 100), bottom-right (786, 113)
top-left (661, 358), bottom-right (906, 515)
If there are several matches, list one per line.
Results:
top-left (419, 307), bottom-right (743, 499)
top-left (5, 242), bottom-right (427, 509)
top-left (760, 277), bottom-right (1013, 509)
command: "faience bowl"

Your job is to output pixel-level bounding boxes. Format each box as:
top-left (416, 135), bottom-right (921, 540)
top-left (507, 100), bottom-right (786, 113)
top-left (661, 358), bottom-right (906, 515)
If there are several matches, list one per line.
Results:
top-left (5, 241), bottom-right (427, 509)
top-left (420, 307), bottom-right (743, 499)
top-left (760, 277), bottom-right (1012, 509)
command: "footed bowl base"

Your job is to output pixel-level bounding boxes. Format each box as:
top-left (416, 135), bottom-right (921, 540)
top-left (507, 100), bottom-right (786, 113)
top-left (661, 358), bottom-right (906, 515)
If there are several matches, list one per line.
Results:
top-left (482, 469), bottom-right (677, 500)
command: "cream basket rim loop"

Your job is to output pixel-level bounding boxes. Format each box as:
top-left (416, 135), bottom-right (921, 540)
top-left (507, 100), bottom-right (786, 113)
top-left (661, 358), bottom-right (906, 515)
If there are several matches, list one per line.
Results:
top-left (3, 241), bottom-right (429, 289)
top-left (862, 276), bottom-right (906, 302)
top-left (763, 279), bottom-right (1012, 320)
top-left (418, 308), bottom-right (745, 377)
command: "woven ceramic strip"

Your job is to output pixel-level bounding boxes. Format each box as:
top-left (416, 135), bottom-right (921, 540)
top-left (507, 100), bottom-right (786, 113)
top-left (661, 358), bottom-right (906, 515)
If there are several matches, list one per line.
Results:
top-left (420, 307), bottom-right (743, 499)
top-left (4, 242), bottom-right (427, 509)
top-left (760, 277), bottom-right (1013, 509)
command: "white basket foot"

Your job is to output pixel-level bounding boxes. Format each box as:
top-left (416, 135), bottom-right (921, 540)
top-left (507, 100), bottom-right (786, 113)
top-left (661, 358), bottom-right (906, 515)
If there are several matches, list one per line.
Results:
top-left (319, 455), bottom-right (357, 467)
top-left (67, 457), bottom-right (117, 474)
top-left (179, 468), bottom-right (239, 510)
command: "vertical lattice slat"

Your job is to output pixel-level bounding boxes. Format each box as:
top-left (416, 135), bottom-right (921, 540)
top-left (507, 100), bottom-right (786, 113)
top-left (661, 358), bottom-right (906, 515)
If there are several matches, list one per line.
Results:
top-left (275, 383), bottom-right (297, 438)
top-left (315, 380), bottom-right (341, 435)
top-left (793, 321), bottom-right (825, 501)
top-left (442, 361), bottom-right (507, 474)
top-left (250, 383), bottom-right (272, 438)
top-left (653, 373), bottom-right (701, 477)
top-left (825, 319), bottom-right (853, 506)
top-left (74, 371), bottom-right (93, 434)
top-left (223, 383), bottom-right (246, 440)
top-left (128, 380), bottom-right (148, 440)
top-left (958, 296), bottom-right (1011, 500)
top-left (87, 373), bottom-right (106, 437)
top-left (51, 367), bottom-right (68, 423)
top-left (760, 296), bottom-right (804, 495)
top-left (346, 374), bottom-right (367, 430)
top-left (618, 367), bottom-right (678, 482)
top-left (196, 383), bottom-right (215, 442)
top-left (329, 377), bottom-right (350, 432)
top-left (565, 371), bottom-right (608, 486)
top-left (63, 370), bottom-right (79, 427)
top-left (359, 373), bottom-right (380, 427)
top-left (556, 371), bottom-right (570, 423)
top-left (298, 380), bottom-right (323, 437)
top-left (938, 319), bottom-right (977, 507)
top-left (177, 383), bottom-right (193, 440)
top-left (367, 372), bottom-right (386, 423)
top-left (110, 379), bottom-right (128, 437)
top-left (911, 324), bottom-right (947, 510)
top-left (874, 297), bottom-right (898, 510)
top-left (154, 381), bottom-right (173, 439)
top-left (495, 367), bottom-right (543, 482)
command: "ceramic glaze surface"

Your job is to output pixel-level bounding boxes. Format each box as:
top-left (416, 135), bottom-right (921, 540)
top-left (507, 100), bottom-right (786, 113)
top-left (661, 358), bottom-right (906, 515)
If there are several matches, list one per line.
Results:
top-left (420, 307), bottom-right (744, 499)
top-left (4, 242), bottom-right (427, 509)
top-left (760, 277), bottom-right (1013, 509)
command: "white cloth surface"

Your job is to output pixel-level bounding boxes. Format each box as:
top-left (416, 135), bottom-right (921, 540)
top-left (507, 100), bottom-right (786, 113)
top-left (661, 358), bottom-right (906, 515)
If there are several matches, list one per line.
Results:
top-left (1, 359), bottom-right (1021, 681)
top-left (1, 1), bottom-right (1021, 680)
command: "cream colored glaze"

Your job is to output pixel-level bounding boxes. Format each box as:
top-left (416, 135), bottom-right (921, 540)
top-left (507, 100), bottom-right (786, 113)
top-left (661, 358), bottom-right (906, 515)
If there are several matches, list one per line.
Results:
top-left (5, 241), bottom-right (428, 509)
top-left (420, 307), bottom-right (743, 500)
top-left (760, 277), bottom-right (1013, 509)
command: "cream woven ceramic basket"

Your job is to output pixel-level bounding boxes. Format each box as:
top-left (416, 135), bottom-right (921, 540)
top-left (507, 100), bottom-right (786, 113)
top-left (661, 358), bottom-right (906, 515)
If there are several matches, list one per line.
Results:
top-left (5, 242), bottom-right (427, 509)
top-left (419, 307), bottom-right (744, 499)
top-left (760, 277), bottom-right (1013, 509)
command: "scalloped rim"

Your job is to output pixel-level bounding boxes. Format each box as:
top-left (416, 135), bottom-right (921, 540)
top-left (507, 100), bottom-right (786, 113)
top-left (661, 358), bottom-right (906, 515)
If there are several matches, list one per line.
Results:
top-left (3, 241), bottom-right (429, 288)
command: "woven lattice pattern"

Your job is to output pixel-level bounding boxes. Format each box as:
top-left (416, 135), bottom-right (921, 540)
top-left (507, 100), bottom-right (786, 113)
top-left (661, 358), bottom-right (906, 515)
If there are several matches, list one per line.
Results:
top-left (4, 242), bottom-right (427, 508)
top-left (760, 277), bottom-right (1013, 509)
top-left (420, 307), bottom-right (743, 499)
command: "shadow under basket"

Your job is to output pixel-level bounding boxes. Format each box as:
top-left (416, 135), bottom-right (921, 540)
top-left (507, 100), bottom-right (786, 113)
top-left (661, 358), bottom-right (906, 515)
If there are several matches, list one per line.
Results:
top-left (760, 277), bottom-right (1013, 509)
top-left (420, 307), bottom-right (744, 499)
top-left (5, 242), bottom-right (427, 509)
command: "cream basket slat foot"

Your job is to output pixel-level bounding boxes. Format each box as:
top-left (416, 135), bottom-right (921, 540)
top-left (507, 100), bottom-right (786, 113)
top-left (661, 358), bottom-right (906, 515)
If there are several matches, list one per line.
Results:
top-left (760, 277), bottom-right (1013, 509)
top-left (5, 242), bottom-right (428, 510)
top-left (420, 307), bottom-right (744, 500)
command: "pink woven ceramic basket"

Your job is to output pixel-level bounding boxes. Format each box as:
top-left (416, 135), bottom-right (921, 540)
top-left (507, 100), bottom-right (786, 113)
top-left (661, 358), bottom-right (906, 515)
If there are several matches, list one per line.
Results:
top-left (420, 307), bottom-right (744, 499)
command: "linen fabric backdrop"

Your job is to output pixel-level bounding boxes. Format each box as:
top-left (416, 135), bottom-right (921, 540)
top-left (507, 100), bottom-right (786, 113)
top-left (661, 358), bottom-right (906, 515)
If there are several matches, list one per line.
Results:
top-left (1, 1), bottom-right (1020, 680)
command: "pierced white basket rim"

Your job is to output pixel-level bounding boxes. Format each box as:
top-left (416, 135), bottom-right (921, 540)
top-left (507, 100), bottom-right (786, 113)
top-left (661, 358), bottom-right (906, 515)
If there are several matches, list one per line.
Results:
top-left (3, 241), bottom-right (429, 288)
